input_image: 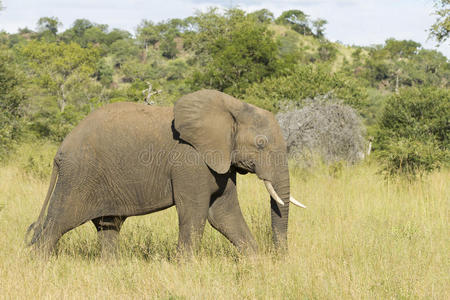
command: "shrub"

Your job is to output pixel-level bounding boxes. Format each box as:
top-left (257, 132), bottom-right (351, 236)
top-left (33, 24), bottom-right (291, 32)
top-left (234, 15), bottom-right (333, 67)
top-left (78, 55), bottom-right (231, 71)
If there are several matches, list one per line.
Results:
top-left (28, 104), bottom-right (87, 142)
top-left (0, 49), bottom-right (26, 159)
top-left (244, 65), bottom-right (368, 113)
top-left (276, 96), bottom-right (366, 166)
top-left (375, 87), bottom-right (450, 178)
top-left (160, 35), bottom-right (178, 59)
top-left (316, 42), bottom-right (337, 62)
top-left (378, 138), bottom-right (447, 179)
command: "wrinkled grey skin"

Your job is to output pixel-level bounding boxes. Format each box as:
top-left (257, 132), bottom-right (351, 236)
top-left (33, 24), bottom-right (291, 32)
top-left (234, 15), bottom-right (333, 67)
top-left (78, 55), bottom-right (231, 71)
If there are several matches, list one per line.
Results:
top-left (27, 90), bottom-right (291, 256)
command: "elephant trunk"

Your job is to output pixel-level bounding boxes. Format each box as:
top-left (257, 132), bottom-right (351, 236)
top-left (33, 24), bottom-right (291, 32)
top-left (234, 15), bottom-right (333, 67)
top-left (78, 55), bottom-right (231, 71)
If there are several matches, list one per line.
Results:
top-left (268, 166), bottom-right (290, 249)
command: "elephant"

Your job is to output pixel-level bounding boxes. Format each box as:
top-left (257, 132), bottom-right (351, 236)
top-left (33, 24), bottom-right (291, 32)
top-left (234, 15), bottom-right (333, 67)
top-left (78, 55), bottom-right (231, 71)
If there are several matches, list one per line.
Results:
top-left (27, 89), bottom-right (305, 257)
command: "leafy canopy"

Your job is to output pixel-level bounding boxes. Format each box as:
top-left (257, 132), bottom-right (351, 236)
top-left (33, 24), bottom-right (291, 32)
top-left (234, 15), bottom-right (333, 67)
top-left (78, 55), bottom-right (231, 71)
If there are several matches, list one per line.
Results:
top-left (20, 41), bottom-right (100, 111)
top-left (429, 0), bottom-right (450, 44)
top-left (189, 8), bottom-right (279, 95)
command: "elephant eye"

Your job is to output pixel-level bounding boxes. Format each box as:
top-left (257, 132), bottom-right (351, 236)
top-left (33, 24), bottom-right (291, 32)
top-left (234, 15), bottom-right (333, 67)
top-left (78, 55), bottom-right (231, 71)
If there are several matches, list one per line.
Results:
top-left (254, 135), bottom-right (268, 150)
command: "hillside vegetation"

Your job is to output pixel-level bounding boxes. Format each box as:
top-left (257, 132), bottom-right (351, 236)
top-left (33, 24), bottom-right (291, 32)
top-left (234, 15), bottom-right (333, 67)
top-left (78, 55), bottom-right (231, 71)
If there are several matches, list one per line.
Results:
top-left (1, 7), bottom-right (449, 175)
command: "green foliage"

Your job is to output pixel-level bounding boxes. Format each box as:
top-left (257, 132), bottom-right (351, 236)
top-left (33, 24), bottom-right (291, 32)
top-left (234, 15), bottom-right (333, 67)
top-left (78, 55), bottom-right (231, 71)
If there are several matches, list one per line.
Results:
top-left (244, 65), bottom-right (368, 112)
top-left (0, 48), bottom-right (25, 158)
top-left (189, 8), bottom-right (279, 95)
top-left (60, 20), bottom-right (130, 48)
top-left (249, 9), bottom-right (274, 24)
top-left (19, 41), bottom-right (100, 111)
top-left (160, 35), bottom-right (178, 59)
top-left (36, 17), bottom-right (61, 42)
top-left (378, 138), bottom-right (447, 179)
top-left (276, 10), bottom-right (312, 35)
top-left (316, 42), bottom-right (337, 62)
top-left (137, 20), bottom-right (162, 48)
top-left (136, 19), bottom-right (183, 51)
top-left (375, 87), bottom-right (450, 178)
top-left (347, 39), bottom-right (450, 91)
top-left (277, 31), bottom-right (300, 57)
top-left (429, 0), bottom-right (450, 44)
top-left (110, 39), bottom-right (140, 67)
top-left (384, 38), bottom-right (421, 58)
top-left (399, 49), bottom-right (450, 87)
top-left (312, 18), bottom-right (327, 38)
top-left (95, 58), bottom-right (114, 86)
top-left (28, 104), bottom-right (88, 142)
top-left (0, 7), bottom-right (448, 167)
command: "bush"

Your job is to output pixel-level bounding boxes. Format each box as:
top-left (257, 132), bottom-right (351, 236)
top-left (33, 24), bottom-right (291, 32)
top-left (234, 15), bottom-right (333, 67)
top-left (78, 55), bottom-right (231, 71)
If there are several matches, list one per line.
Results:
top-left (378, 138), bottom-right (447, 179)
top-left (375, 87), bottom-right (450, 178)
top-left (244, 65), bottom-right (368, 113)
top-left (276, 96), bottom-right (366, 166)
top-left (0, 48), bottom-right (26, 159)
top-left (28, 104), bottom-right (87, 142)
top-left (316, 42), bottom-right (337, 62)
top-left (160, 35), bottom-right (178, 59)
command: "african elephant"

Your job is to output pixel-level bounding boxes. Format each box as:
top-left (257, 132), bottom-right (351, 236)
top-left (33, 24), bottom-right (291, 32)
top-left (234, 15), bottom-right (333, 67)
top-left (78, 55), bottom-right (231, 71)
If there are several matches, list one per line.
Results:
top-left (27, 90), bottom-right (305, 256)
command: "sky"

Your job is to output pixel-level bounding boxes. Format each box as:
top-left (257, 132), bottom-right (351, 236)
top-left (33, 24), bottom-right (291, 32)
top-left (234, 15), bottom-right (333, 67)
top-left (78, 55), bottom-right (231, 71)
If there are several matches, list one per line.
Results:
top-left (0, 0), bottom-right (448, 57)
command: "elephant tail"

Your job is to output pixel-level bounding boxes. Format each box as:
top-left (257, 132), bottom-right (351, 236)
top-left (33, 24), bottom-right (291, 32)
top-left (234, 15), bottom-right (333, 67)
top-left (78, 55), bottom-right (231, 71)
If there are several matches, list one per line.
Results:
top-left (25, 159), bottom-right (59, 246)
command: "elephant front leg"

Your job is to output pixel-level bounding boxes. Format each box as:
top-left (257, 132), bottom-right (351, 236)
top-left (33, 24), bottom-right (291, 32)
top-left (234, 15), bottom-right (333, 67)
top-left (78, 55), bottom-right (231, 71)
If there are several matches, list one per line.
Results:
top-left (208, 174), bottom-right (258, 254)
top-left (172, 171), bottom-right (211, 257)
top-left (174, 196), bottom-right (209, 256)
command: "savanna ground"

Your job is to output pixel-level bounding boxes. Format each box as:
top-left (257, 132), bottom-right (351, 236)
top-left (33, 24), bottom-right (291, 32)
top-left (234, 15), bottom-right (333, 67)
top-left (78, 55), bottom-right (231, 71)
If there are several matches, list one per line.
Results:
top-left (0, 143), bottom-right (448, 299)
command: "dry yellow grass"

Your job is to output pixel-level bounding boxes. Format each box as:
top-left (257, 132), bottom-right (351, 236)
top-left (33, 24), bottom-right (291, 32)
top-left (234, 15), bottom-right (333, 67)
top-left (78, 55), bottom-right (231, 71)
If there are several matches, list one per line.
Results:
top-left (0, 143), bottom-right (449, 299)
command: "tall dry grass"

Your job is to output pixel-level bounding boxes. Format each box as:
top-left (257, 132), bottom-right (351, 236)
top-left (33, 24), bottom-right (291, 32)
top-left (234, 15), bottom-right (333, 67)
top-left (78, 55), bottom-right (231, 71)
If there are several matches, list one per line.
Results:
top-left (0, 143), bottom-right (448, 299)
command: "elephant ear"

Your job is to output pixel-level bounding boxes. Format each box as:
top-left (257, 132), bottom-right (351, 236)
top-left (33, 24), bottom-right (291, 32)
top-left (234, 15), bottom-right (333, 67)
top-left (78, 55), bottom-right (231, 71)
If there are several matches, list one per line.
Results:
top-left (174, 90), bottom-right (241, 174)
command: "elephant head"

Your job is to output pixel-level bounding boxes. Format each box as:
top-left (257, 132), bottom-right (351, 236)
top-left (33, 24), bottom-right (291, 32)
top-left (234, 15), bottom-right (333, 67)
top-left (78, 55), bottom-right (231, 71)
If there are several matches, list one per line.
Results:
top-left (174, 89), bottom-right (305, 248)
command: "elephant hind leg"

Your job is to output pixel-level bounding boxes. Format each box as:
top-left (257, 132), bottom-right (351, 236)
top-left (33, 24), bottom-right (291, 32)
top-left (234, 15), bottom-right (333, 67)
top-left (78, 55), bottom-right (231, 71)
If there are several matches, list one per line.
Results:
top-left (92, 216), bottom-right (126, 258)
top-left (30, 180), bottom-right (82, 257)
top-left (31, 219), bottom-right (66, 258)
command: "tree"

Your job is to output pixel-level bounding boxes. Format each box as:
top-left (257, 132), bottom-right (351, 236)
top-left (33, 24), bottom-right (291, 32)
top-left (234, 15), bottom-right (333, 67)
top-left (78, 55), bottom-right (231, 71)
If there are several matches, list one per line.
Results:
top-left (249, 9), bottom-right (274, 24)
top-left (0, 0), bottom-right (4, 11)
top-left (71, 19), bottom-right (94, 37)
top-left (0, 48), bottom-right (26, 158)
top-left (137, 20), bottom-right (161, 49)
top-left (276, 10), bottom-right (311, 35)
top-left (429, 0), bottom-right (450, 44)
top-left (37, 17), bottom-right (61, 36)
top-left (189, 8), bottom-right (279, 95)
top-left (312, 18), bottom-right (327, 38)
top-left (20, 41), bottom-right (100, 112)
top-left (105, 29), bottom-right (131, 46)
top-left (61, 20), bottom-right (124, 47)
top-left (384, 38), bottom-right (421, 58)
top-left (160, 34), bottom-right (178, 59)
top-left (109, 39), bottom-right (140, 67)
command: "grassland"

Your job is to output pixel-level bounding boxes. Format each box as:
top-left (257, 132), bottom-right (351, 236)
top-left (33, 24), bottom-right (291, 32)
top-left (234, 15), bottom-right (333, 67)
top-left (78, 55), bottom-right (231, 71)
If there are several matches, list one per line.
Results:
top-left (0, 143), bottom-right (448, 299)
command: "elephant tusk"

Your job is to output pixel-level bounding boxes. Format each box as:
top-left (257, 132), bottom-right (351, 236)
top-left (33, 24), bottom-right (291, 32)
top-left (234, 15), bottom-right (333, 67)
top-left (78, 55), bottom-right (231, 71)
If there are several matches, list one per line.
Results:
top-left (290, 196), bottom-right (306, 208)
top-left (264, 180), bottom-right (284, 206)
